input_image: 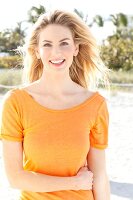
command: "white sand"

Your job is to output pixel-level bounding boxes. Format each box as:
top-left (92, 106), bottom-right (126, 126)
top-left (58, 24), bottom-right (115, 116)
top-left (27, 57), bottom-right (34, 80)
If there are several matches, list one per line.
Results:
top-left (0, 91), bottom-right (133, 200)
top-left (106, 91), bottom-right (133, 200)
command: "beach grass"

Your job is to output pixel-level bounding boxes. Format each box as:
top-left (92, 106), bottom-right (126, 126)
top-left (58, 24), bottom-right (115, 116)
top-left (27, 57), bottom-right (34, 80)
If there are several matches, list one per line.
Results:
top-left (0, 69), bottom-right (133, 93)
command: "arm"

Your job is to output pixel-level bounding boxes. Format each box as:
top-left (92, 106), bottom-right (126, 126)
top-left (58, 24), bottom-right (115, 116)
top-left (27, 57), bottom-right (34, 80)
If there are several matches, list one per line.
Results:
top-left (2, 140), bottom-right (77, 192)
top-left (87, 147), bottom-right (110, 200)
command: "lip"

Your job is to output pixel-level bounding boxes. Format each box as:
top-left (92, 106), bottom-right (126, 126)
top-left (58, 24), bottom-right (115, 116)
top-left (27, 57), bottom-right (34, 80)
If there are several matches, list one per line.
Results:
top-left (49, 59), bottom-right (65, 64)
top-left (49, 59), bottom-right (65, 67)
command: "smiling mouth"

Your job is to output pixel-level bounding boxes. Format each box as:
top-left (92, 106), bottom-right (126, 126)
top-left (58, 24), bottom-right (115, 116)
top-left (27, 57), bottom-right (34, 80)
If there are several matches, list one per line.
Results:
top-left (49, 59), bottom-right (65, 64)
top-left (49, 59), bottom-right (65, 67)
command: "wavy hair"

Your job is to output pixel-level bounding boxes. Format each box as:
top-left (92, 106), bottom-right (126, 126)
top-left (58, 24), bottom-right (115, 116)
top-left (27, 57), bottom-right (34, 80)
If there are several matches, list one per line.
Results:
top-left (22, 10), bottom-right (109, 89)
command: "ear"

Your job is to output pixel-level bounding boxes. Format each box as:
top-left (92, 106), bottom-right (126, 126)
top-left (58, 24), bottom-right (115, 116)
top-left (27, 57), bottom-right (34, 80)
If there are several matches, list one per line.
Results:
top-left (74, 44), bottom-right (79, 56)
top-left (35, 48), bottom-right (41, 59)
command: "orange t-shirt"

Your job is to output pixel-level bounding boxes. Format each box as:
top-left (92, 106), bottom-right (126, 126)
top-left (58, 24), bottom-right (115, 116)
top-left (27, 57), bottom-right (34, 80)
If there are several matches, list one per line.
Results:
top-left (0, 88), bottom-right (109, 200)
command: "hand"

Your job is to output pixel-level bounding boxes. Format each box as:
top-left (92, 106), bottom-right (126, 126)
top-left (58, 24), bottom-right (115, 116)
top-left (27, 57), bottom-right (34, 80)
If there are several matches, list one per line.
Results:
top-left (73, 166), bottom-right (93, 190)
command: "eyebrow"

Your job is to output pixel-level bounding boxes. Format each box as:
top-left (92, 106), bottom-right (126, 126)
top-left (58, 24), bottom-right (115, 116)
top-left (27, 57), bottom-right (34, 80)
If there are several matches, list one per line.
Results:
top-left (42, 38), bottom-right (70, 43)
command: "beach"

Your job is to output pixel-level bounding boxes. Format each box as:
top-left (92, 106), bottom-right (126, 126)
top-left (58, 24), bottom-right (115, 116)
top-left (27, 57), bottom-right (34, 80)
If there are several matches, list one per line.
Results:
top-left (0, 90), bottom-right (133, 199)
top-left (107, 91), bottom-right (133, 200)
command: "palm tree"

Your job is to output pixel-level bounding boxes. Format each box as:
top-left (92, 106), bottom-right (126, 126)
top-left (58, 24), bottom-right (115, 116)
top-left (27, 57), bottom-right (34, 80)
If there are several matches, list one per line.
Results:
top-left (27, 5), bottom-right (46, 24)
top-left (0, 22), bottom-right (26, 54)
top-left (92, 15), bottom-right (104, 27)
top-left (74, 9), bottom-right (89, 25)
top-left (14, 22), bottom-right (26, 42)
top-left (110, 13), bottom-right (128, 28)
top-left (109, 13), bottom-right (128, 38)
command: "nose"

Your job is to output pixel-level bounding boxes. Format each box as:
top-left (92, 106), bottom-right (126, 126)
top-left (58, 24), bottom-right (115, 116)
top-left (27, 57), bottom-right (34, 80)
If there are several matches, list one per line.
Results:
top-left (52, 46), bottom-right (61, 56)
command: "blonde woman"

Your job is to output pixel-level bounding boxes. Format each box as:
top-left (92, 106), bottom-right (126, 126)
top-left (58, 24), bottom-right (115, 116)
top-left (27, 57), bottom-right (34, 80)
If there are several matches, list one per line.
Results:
top-left (0, 10), bottom-right (110, 200)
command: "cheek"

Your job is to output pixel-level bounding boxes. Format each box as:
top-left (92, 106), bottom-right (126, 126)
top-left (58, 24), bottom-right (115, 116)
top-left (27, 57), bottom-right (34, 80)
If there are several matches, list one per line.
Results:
top-left (39, 48), bottom-right (50, 61)
top-left (62, 46), bottom-right (75, 55)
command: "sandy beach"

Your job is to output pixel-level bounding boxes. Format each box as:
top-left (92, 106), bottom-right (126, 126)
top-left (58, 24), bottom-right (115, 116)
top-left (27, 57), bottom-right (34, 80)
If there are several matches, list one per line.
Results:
top-left (107, 91), bottom-right (133, 200)
top-left (0, 90), bottom-right (133, 200)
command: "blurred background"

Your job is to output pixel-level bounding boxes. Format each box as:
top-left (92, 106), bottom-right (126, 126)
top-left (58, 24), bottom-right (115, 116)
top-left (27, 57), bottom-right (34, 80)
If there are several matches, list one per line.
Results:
top-left (0, 0), bottom-right (133, 199)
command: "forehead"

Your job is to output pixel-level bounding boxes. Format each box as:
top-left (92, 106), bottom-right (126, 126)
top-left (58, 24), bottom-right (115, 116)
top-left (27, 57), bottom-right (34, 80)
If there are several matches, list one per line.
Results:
top-left (38, 24), bottom-right (73, 41)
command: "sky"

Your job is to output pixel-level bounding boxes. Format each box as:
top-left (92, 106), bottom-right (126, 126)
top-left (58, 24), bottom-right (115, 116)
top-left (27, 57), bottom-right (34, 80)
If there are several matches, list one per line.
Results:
top-left (0, 0), bottom-right (133, 41)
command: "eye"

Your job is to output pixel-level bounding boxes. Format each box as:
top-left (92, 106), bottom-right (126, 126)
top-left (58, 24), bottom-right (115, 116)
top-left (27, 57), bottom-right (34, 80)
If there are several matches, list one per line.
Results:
top-left (43, 43), bottom-right (52, 47)
top-left (60, 42), bottom-right (69, 46)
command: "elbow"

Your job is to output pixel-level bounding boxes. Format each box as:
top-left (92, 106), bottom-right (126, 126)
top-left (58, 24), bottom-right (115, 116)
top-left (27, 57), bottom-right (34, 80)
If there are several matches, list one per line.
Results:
top-left (92, 172), bottom-right (110, 197)
top-left (93, 172), bottom-right (110, 189)
top-left (8, 176), bottom-right (19, 189)
top-left (7, 171), bottom-right (23, 189)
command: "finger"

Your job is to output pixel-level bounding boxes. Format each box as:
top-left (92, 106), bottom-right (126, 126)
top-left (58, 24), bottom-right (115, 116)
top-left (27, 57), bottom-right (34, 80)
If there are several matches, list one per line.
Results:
top-left (88, 171), bottom-right (93, 176)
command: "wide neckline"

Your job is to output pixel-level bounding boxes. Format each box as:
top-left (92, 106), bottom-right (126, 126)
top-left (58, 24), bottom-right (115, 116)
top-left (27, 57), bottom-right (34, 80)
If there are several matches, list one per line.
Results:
top-left (19, 88), bottom-right (99, 113)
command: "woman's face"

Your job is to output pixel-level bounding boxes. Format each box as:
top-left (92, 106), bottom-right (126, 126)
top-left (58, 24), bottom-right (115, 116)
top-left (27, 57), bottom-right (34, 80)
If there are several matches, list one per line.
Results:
top-left (36, 24), bottom-right (79, 72)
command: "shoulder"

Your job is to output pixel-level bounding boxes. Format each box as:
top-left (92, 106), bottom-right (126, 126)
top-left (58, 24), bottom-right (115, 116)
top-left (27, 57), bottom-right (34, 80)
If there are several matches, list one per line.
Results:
top-left (18, 81), bottom-right (40, 96)
top-left (84, 88), bottom-right (107, 103)
top-left (0, 89), bottom-right (20, 116)
top-left (84, 90), bottom-right (109, 114)
top-left (94, 90), bottom-right (108, 104)
top-left (94, 92), bottom-right (109, 118)
top-left (3, 88), bottom-right (20, 100)
top-left (73, 84), bottom-right (108, 107)
top-left (2, 88), bottom-right (23, 108)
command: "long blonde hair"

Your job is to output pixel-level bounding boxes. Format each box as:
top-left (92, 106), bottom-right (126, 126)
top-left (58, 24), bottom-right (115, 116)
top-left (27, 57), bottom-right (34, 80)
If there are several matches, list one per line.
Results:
top-left (22, 10), bottom-right (109, 89)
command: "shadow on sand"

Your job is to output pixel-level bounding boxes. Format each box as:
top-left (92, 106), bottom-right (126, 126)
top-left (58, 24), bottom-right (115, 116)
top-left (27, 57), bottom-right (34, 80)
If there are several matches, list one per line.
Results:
top-left (110, 181), bottom-right (133, 199)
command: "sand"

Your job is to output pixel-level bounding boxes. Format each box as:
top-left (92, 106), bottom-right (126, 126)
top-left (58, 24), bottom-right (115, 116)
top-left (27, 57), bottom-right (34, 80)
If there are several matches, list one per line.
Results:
top-left (0, 90), bottom-right (133, 200)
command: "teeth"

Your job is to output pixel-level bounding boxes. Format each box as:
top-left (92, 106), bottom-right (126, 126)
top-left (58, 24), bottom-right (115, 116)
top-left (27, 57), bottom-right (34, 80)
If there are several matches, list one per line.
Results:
top-left (50, 59), bottom-right (64, 64)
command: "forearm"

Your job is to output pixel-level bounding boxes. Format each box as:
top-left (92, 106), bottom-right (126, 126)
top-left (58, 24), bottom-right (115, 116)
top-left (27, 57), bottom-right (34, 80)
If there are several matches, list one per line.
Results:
top-left (92, 173), bottom-right (110, 200)
top-left (10, 170), bottom-right (75, 192)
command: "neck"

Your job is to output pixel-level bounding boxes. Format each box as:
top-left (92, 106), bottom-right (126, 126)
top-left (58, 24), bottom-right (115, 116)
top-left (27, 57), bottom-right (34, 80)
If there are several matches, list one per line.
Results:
top-left (37, 70), bottom-right (77, 96)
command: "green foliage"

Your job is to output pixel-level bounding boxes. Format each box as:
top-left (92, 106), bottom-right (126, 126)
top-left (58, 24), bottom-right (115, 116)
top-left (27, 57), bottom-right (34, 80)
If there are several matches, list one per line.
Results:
top-left (0, 22), bottom-right (25, 55)
top-left (0, 5), bottom-right (47, 55)
top-left (110, 13), bottom-right (128, 27)
top-left (0, 5), bottom-right (133, 73)
top-left (0, 69), bottom-right (22, 93)
top-left (0, 55), bottom-right (22, 69)
top-left (93, 15), bottom-right (104, 27)
top-left (109, 70), bottom-right (133, 83)
top-left (27, 5), bottom-right (46, 24)
top-left (100, 28), bottom-right (133, 71)
top-left (74, 9), bottom-right (89, 25)
top-left (74, 9), bottom-right (84, 19)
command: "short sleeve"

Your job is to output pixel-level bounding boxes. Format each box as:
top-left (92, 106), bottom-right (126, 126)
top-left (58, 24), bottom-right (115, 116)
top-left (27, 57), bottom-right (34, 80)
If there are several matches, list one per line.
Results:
top-left (0, 91), bottom-right (23, 141)
top-left (90, 100), bottom-right (109, 149)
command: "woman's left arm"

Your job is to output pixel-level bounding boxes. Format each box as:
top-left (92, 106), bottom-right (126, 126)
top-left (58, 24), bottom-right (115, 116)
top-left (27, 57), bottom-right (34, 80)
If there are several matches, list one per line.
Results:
top-left (87, 147), bottom-right (110, 200)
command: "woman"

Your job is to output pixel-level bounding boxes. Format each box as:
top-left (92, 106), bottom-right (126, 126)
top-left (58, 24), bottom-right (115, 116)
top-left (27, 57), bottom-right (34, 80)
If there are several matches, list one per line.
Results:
top-left (0, 10), bottom-right (110, 199)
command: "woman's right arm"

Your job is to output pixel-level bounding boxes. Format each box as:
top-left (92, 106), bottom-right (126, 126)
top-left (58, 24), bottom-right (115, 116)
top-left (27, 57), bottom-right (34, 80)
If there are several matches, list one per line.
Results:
top-left (2, 140), bottom-right (93, 192)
